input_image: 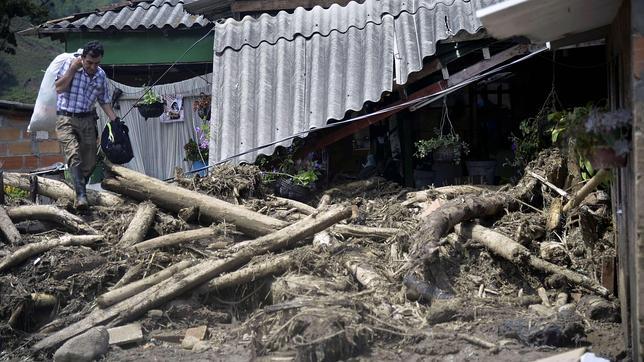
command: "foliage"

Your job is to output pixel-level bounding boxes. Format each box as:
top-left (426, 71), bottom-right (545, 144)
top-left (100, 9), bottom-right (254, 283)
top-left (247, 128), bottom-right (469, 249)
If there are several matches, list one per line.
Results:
top-left (550, 105), bottom-right (632, 157)
top-left (139, 88), bottom-right (163, 105)
top-left (255, 141), bottom-right (322, 187)
top-left (184, 124), bottom-right (209, 162)
top-left (3, 185), bottom-right (28, 199)
top-left (506, 116), bottom-right (552, 171)
top-left (1, 0), bottom-right (49, 55)
top-left (414, 130), bottom-right (470, 164)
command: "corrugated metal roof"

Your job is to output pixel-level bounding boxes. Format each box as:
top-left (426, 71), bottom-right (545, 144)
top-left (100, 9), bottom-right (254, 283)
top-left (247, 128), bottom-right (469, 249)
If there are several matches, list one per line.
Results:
top-left (213, 0), bottom-right (499, 53)
top-left (212, 17), bottom-right (395, 164)
top-left (38, 0), bottom-right (210, 33)
top-left (209, 0), bottom-right (501, 164)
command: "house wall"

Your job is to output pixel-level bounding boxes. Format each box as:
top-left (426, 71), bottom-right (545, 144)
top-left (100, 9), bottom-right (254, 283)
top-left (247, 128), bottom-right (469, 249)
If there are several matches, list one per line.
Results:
top-left (609, 0), bottom-right (644, 359)
top-left (66, 30), bottom-right (214, 65)
top-left (0, 108), bottom-right (64, 172)
top-left (630, 0), bottom-right (644, 358)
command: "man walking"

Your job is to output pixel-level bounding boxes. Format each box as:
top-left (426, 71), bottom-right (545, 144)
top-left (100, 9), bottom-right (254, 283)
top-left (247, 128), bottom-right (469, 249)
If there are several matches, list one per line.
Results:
top-left (55, 40), bottom-right (120, 209)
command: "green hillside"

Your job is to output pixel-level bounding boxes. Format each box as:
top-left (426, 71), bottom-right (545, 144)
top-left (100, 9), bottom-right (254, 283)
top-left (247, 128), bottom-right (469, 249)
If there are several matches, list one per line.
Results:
top-left (0, 0), bottom-right (122, 103)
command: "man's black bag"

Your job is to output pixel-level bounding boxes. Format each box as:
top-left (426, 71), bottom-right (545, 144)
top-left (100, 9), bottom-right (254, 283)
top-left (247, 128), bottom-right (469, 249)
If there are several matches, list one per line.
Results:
top-left (101, 119), bottom-right (134, 164)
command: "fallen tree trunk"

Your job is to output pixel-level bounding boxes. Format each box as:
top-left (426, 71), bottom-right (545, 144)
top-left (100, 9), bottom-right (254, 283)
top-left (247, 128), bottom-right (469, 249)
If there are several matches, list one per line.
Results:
top-left (334, 224), bottom-right (399, 239)
top-left (406, 149), bottom-right (562, 267)
top-left (3, 172), bottom-right (125, 207)
top-left (7, 205), bottom-right (98, 235)
top-left (33, 205), bottom-right (351, 351)
top-left (196, 251), bottom-right (297, 295)
top-left (563, 169), bottom-right (610, 213)
top-left (402, 185), bottom-right (501, 206)
top-left (101, 161), bottom-right (287, 237)
top-left (0, 207), bottom-right (21, 244)
top-left (0, 234), bottom-right (103, 273)
top-left (132, 227), bottom-right (218, 252)
top-left (97, 260), bottom-right (196, 308)
top-left (118, 202), bottom-right (157, 247)
top-left (270, 197), bottom-right (398, 240)
top-left (455, 223), bottom-right (609, 297)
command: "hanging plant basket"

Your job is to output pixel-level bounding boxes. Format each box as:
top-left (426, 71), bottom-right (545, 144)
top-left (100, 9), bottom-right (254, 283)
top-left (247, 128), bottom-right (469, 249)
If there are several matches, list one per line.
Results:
top-left (136, 102), bottom-right (164, 119)
top-left (588, 146), bottom-right (627, 169)
top-left (433, 145), bottom-right (460, 162)
top-left (276, 178), bottom-right (310, 201)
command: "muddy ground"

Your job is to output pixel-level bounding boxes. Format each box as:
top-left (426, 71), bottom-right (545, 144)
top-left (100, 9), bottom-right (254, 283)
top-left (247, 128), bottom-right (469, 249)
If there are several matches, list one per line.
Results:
top-left (0, 151), bottom-right (627, 361)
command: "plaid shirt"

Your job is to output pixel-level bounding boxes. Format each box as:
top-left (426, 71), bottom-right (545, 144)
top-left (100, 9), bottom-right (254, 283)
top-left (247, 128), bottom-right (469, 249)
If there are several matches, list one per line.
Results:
top-left (56, 57), bottom-right (110, 113)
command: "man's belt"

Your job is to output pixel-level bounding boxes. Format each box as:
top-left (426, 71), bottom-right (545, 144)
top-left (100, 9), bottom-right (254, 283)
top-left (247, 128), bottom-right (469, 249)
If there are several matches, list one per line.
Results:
top-left (56, 110), bottom-right (96, 118)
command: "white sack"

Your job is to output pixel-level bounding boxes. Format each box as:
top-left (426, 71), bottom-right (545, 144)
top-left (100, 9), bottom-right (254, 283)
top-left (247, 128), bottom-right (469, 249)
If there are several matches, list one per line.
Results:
top-left (28, 49), bottom-right (82, 132)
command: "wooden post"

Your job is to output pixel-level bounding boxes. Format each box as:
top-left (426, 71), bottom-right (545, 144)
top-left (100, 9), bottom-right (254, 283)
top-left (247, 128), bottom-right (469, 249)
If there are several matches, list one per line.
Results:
top-left (601, 256), bottom-right (616, 296)
top-left (29, 175), bottom-right (38, 203)
top-left (0, 170), bottom-right (4, 205)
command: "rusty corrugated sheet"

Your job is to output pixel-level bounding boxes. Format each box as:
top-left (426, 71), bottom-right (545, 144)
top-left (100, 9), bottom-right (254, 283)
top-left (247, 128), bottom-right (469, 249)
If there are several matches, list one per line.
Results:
top-left (209, 0), bottom-right (501, 164)
top-left (38, 0), bottom-right (210, 33)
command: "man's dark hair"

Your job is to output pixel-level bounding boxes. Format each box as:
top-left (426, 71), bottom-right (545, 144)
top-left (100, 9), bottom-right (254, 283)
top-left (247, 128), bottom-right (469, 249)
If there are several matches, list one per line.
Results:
top-left (82, 41), bottom-right (104, 58)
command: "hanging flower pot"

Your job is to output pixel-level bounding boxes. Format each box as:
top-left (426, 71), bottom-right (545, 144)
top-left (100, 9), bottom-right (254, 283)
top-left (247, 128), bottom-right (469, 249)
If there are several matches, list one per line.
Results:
top-left (136, 102), bottom-right (164, 120)
top-left (588, 146), bottom-right (626, 169)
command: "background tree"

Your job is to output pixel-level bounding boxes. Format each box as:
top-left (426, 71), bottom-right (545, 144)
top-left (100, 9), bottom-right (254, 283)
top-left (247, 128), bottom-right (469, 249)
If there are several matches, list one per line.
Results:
top-left (0, 0), bottom-right (49, 55)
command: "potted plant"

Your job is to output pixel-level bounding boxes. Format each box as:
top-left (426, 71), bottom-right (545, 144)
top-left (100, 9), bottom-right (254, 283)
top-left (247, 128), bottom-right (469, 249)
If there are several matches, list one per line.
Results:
top-left (551, 105), bottom-right (631, 169)
top-left (414, 129), bottom-right (470, 165)
top-left (184, 124), bottom-right (209, 176)
top-left (136, 88), bottom-right (164, 119)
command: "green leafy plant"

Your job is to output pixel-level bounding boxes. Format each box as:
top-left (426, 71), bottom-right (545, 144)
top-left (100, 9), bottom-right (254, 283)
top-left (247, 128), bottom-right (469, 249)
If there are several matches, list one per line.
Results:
top-left (139, 88), bottom-right (163, 105)
top-left (3, 185), bottom-right (27, 199)
top-left (506, 116), bottom-right (551, 171)
top-left (184, 124), bottom-right (209, 162)
top-left (414, 130), bottom-right (470, 164)
top-left (291, 169), bottom-right (319, 186)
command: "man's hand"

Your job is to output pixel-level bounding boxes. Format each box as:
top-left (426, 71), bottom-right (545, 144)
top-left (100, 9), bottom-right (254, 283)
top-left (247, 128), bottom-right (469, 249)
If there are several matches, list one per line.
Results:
top-left (72, 57), bottom-right (83, 71)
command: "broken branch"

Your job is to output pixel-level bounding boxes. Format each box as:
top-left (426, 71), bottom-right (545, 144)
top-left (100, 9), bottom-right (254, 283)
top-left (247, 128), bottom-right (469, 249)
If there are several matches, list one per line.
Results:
top-left (0, 235), bottom-right (103, 273)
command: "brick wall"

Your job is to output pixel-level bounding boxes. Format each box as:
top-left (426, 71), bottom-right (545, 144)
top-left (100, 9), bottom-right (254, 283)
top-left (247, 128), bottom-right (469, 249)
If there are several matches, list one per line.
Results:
top-left (0, 108), bottom-right (64, 172)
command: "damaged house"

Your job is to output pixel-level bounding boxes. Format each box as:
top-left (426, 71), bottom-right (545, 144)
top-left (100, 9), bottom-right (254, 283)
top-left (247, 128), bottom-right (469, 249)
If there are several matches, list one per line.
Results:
top-left (0, 0), bottom-right (643, 360)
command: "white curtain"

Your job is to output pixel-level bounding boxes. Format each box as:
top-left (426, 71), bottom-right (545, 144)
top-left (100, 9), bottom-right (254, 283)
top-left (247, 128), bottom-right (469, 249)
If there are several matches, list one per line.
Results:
top-left (99, 74), bottom-right (212, 180)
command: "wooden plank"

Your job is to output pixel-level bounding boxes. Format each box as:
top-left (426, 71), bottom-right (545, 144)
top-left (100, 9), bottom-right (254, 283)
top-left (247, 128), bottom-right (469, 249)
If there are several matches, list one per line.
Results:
top-left (409, 44), bottom-right (529, 111)
top-left (231, 0), bottom-right (355, 13)
top-left (299, 80), bottom-right (447, 154)
top-left (601, 256), bottom-right (616, 294)
top-left (447, 44), bottom-right (528, 86)
top-left (533, 347), bottom-right (586, 362)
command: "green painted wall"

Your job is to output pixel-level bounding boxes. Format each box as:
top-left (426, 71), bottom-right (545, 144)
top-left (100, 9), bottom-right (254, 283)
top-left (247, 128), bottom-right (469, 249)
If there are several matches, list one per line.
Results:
top-left (66, 30), bottom-right (213, 65)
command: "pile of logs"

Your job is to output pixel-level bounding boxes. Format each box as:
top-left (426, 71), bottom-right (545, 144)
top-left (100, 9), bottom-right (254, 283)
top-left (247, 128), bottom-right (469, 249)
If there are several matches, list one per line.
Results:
top-left (0, 150), bottom-right (617, 356)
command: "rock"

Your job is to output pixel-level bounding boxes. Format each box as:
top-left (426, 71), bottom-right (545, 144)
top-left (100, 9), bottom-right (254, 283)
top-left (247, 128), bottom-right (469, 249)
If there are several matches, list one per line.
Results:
top-left (53, 327), bottom-right (109, 362)
top-left (182, 336), bottom-right (200, 350)
top-left (528, 304), bottom-right (555, 318)
top-left (182, 325), bottom-right (208, 350)
top-left (107, 323), bottom-right (143, 346)
top-left (498, 315), bottom-right (585, 347)
top-left (577, 295), bottom-right (620, 323)
top-left (147, 309), bottom-right (163, 319)
top-left (192, 340), bottom-right (211, 353)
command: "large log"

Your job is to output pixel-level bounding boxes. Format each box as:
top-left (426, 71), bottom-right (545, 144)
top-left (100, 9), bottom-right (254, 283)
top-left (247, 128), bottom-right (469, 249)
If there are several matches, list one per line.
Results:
top-left (7, 205), bottom-right (98, 235)
top-left (33, 205), bottom-right (351, 351)
top-left (97, 260), bottom-right (197, 308)
top-left (407, 149), bottom-right (562, 266)
top-left (117, 202), bottom-right (157, 247)
top-left (101, 161), bottom-right (287, 237)
top-left (0, 206), bottom-right (21, 244)
top-left (132, 228), bottom-right (218, 252)
top-left (196, 251), bottom-right (296, 295)
top-left (0, 235), bottom-right (103, 273)
top-left (3, 172), bottom-right (125, 207)
top-left (455, 223), bottom-right (609, 297)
